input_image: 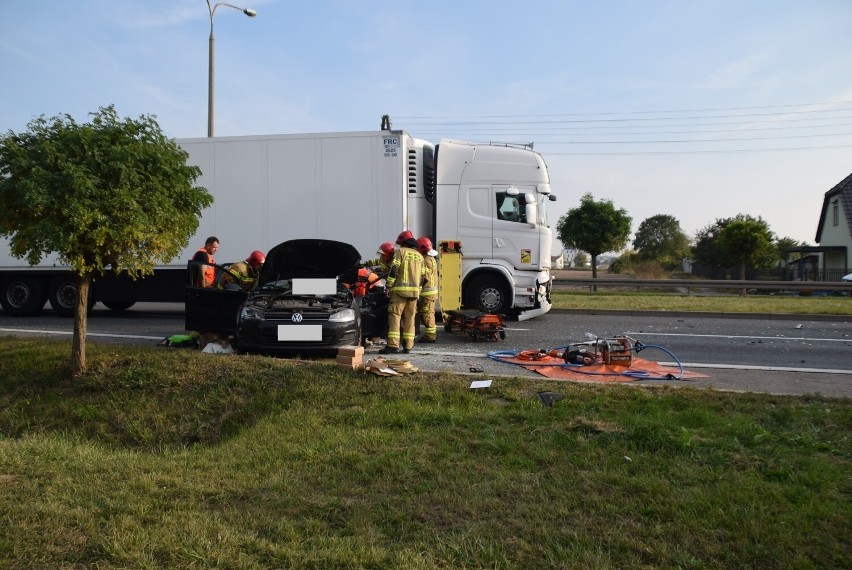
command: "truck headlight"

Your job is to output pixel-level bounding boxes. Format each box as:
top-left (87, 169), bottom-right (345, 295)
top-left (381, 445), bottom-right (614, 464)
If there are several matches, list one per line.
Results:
top-left (328, 308), bottom-right (356, 323)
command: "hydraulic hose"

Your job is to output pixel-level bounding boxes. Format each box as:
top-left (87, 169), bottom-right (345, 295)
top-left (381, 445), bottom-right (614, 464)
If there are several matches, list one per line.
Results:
top-left (487, 341), bottom-right (685, 381)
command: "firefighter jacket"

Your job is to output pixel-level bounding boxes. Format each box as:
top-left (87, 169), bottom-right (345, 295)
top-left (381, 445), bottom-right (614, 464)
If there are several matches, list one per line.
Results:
top-left (192, 248), bottom-right (216, 288)
top-left (386, 245), bottom-right (423, 298)
top-left (420, 254), bottom-right (438, 299)
top-left (362, 257), bottom-right (391, 277)
top-left (221, 261), bottom-right (257, 291)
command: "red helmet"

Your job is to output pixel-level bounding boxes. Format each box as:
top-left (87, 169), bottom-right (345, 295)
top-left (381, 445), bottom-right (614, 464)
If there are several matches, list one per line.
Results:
top-left (396, 230), bottom-right (413, 245)
top-left (377, 242), bottom-right (394, 258)
top-left (416, 237), bottom-right (433, 255)
top-left (246, 250), bottom-right (265, 269)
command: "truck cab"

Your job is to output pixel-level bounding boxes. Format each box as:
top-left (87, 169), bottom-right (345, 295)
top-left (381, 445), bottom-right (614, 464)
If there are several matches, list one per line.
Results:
top-left (424, 139), bottom-right (555, 320)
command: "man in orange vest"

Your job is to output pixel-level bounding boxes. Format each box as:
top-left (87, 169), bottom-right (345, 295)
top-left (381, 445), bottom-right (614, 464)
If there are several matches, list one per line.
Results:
top-left (191, 236), bottom-right (219, 287)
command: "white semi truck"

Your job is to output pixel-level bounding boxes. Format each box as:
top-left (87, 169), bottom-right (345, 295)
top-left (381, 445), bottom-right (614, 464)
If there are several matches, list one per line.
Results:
top-left (0, 128), bottom-right (556, 319)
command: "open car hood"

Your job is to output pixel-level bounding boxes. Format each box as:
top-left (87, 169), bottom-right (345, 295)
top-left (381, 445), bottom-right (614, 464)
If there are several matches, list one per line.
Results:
top-left (257, 239), bottom-right (361, 285)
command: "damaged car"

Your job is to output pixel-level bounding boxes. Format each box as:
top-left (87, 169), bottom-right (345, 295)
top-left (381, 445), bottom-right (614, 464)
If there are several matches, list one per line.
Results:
top-left (186, 238), bottom-right (380, 356)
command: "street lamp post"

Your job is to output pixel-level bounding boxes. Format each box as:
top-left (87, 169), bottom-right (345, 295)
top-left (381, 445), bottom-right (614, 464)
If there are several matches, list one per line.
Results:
top-left (207, 1), bottom-right (256, 137)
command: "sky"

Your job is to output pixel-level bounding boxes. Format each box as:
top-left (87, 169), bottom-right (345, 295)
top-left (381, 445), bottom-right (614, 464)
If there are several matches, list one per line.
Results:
top-left (2, 0), bottom-right (852, 252)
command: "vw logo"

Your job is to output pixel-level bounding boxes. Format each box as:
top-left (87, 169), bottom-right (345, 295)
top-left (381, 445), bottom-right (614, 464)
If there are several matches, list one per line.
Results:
top-left (291, 313), bottom-right (303, 323)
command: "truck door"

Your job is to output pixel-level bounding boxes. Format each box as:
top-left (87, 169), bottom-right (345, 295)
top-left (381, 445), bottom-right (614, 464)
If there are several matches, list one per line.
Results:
top-left (455, 185), bottom-right (493, 259)
top-left (493, 187), bottom-right (540, 270)
top-left (184, 262), bottom-right (247, 336)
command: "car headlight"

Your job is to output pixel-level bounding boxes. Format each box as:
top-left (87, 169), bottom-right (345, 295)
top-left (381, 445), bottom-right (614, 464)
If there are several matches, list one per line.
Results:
top-left (328, 308), bottom-right (356, 323)
top-left (240, 304), bottom-right (266, 321)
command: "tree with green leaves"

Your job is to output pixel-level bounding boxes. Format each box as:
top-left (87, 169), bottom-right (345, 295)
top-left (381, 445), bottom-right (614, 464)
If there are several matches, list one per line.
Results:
top-left (692, 217), bottom-right (736, 272)
top-left (0, 106), bottom-right (212, 376)
top-left (556, 193), bottom-right (632, 279)
top-left (717, 215), bottom-right (776, 279)
top-left (632, 214), bottom-right (691, 269)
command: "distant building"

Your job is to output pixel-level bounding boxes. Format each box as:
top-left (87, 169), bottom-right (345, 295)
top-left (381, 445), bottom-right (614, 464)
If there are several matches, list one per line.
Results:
top-left (804, 172), bottom-right (852, 280)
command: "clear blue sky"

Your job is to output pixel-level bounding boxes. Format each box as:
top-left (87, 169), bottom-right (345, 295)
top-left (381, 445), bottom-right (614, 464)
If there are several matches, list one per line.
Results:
top-left (3, 0), bottom-right (851, 248)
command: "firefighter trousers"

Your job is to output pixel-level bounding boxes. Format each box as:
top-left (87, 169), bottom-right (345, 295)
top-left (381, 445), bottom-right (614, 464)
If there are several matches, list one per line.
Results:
top-left (418, 296), bottom-right (437, 341)
top-left (386, 291), bottom-right (418, 350)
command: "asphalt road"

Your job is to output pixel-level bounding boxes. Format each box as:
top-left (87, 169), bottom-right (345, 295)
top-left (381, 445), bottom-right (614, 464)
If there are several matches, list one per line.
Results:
top-left (1, 304), bottom-right (850, 398)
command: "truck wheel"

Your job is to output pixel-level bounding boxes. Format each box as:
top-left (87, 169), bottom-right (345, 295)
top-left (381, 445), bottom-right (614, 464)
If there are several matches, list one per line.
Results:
top-left (0, 277), bottom-right (46, 316)
top-left (464, 275), bottom-right (509, 314)
top-left (103, 301), bottom-right (136, 311)
top-left (48, 277), bottom-right (79, 317)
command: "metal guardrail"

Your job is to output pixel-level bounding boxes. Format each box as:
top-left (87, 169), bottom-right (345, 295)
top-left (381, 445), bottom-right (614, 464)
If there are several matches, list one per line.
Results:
top-left (552, 278), bottom-right (852, 294)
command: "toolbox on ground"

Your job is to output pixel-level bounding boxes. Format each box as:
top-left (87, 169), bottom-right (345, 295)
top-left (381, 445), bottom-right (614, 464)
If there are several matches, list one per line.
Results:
top-left (443, 309), bottom-right (506, 341)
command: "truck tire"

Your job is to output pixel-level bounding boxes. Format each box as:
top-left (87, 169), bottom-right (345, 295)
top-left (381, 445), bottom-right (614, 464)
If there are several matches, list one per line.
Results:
top-left (464, 275), bottom-right (510, 314)
top-left (103, 301), bottom-right (136, 311)
top-left (48, 277), bottom-right (95, 317)
top-left (0, 277), bottom-right (46, 316)
top-left (48, 277), bottom-right (79, 317)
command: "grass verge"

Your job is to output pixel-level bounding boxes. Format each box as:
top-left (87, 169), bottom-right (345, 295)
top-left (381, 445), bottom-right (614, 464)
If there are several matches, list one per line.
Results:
top-left (552, 290), bottom-right (852, 315)
top-left (1, 337), bottom-right (850, 568)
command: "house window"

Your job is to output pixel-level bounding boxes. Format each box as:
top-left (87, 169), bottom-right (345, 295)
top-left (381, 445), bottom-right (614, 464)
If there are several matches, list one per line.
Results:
top-left (832, 200), bottom-right (839, 226)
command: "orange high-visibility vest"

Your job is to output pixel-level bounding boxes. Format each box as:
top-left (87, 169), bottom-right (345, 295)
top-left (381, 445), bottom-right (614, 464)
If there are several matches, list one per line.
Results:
top-left (353, 267), bottom-right (380, 297)
top-left (194, 248), bottom-right (216, 287)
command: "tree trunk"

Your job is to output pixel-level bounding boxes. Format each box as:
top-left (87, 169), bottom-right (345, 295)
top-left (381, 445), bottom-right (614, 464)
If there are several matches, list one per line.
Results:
top-left (591, 254), bottom-right (598, 292)
top-left (740, 261), bottom-right (747, 296)
top-left (71, 273), bottom-right (91, 377)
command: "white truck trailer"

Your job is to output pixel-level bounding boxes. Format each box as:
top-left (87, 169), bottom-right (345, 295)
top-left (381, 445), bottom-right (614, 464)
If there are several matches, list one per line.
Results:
top-left (0, 129), bottom-right (555, 319)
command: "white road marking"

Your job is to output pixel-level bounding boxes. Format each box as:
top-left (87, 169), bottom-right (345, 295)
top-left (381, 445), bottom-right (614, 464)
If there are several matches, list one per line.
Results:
top-left (625, 331), bottom-right (851, 343)
top-left (0, 327), bottom-right (162, 341)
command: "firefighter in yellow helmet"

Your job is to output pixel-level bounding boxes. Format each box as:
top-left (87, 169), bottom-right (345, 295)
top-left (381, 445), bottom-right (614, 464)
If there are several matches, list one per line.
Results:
top-left (416, 236), bottom-right (439, 343)
top-left (379, 230), bottom-right (423, 354)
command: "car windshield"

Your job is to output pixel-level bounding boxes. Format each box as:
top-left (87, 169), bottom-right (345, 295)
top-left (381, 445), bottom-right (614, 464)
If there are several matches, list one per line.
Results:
top-left (259, 278), bottom-right (293, 291)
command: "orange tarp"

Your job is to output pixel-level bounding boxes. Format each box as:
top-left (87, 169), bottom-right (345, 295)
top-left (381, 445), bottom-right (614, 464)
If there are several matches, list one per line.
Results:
top-left (494, 354), bottom-right (707, 383)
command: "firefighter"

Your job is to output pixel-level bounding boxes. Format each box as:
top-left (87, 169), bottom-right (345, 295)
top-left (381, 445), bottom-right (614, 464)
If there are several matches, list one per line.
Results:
top-left (379, 230), bottom-right (423, 354)
top-left (362, 241), bottom-right (395, 277)
top-left (221, 250), bottom-right (265, 291)
top-left (191, 236), bottom-right (219, 287)
top-left (416, 237), bottom-right (439, 343)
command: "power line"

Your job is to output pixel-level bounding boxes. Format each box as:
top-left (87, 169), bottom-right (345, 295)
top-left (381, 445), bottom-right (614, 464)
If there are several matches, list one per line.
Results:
top-left (412, 120), bottom-right (852, 135)
top-left (395, 99), bottom-right (852, 121)
top-left (543, 143), bottom-right (852, 156)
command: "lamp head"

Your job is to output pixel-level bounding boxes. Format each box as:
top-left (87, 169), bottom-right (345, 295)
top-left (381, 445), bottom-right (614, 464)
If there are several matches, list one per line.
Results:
top-left (244, 8), bottom-right (257, 16)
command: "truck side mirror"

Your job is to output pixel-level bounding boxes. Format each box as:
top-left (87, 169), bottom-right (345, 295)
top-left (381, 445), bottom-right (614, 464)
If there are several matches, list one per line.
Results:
top-left (524, 193), bottom-right (537, 227)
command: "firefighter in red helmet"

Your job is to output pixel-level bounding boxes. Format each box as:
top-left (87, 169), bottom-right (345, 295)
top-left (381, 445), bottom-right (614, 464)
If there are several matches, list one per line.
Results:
top-left (362, 241), bottom-right (395, 277)
top-left (380, 230), bottom-right (423, 354)
top-left (416, 236), bottom-right (439, 343)
top-left (221, 250), bottom-right (265, 291)
top-left (396, 230), bottom-right (414, 245)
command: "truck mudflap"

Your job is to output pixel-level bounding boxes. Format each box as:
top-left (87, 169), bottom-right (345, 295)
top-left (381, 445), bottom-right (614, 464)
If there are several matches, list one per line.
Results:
top-left (517, 275), bottom-right (553, 322)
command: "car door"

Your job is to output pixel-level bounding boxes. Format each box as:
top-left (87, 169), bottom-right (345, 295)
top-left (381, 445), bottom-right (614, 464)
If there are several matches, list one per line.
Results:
top-left (184, 262), bottom-right (247, 335)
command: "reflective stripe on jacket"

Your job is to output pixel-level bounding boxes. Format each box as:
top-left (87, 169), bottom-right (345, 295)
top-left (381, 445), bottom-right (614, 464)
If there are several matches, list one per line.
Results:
top-left (386, 246), bottom-right (423, 298)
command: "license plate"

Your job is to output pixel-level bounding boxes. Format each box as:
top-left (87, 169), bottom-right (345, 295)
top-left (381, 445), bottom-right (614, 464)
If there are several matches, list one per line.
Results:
top-left (277, 325), bottom-right (322, 341)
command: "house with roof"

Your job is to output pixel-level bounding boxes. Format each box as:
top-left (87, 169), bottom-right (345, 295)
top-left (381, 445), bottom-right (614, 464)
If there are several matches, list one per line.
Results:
top-left (812, 172), bottom-right (852, 280)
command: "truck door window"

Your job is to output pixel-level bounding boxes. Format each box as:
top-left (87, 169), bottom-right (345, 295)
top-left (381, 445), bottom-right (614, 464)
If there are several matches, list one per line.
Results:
top-left (496, 192), bottom-right (526, 223)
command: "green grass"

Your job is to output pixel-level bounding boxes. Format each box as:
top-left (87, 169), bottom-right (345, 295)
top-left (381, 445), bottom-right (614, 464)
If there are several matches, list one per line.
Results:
top-left (1, 337), bottom-right (850, 568)
top-left (552, 290), bottom-right (852, 315)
